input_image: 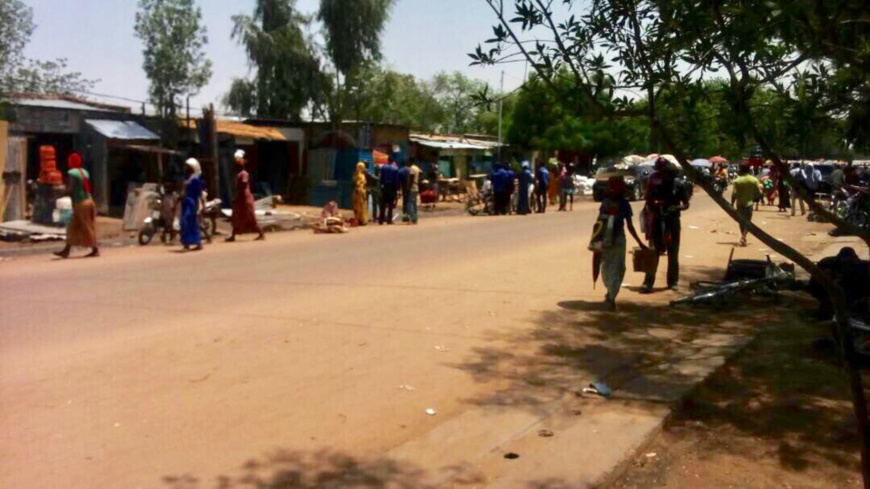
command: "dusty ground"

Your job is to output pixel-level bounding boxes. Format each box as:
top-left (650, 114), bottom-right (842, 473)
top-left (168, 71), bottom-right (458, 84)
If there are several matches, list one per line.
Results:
top-left (613, 292), bottom-right (863, 489)
top-left (0, 192), bottom-right (851, 488)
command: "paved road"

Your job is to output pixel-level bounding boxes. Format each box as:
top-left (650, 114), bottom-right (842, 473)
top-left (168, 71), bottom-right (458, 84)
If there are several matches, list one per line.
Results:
top-left (0, 194), bottom-right (828, 488)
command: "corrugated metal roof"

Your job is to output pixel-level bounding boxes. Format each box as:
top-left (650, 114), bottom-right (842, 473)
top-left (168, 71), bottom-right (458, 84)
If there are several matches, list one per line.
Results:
top-left (410, 138), bottom-right (488, 150)
top-left (86, 120), bottom-right (160, 140)
top-left (16, 98), bottom-right (119, 112)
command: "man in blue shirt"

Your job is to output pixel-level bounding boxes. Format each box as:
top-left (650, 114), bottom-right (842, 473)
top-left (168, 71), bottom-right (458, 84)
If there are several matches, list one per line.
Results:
top-left (517, 162), bottom-right (533, 215)
top-left (490, 163), bottom-right (510, 215)
top-left (379, 161), bottom-right (400, 225)
top-left (535, 163), bottom-right (550, 213)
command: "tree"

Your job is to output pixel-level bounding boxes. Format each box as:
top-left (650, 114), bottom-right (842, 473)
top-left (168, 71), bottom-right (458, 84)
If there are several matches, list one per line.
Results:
top-left (509, 71), bottom-right (648, 157)
top-left (343, 63), bottom-right (445, 131)
top-left (318, 0), bottom-right (396, 122)
top-left (227, 0), bottom-right (330, 120)
top-left (472, 0), bottom-right (870, 483)
top-left (0, 0), bottom-right (95, 98)
top-left (0, 0), bottom-right (32, 93)
top-left (134, 0), bottom-right (212, 118)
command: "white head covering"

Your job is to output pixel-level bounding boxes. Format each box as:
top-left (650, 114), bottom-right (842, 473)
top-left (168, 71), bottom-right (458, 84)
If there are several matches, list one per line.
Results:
top-left (185, 158), bottom-right (202, 177)
top-left (234, 149), bottom-right (246, 160)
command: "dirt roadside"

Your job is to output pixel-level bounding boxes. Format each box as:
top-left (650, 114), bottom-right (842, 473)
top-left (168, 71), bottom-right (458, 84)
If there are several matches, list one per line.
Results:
top-left (613, 237), bottom-right (868, 489)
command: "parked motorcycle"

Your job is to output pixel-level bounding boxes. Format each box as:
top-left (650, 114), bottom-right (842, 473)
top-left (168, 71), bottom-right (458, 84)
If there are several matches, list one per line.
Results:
top-left (138, 188), bottom-right (176, 245)
top-left (139, 187), bottom-right (219, 245)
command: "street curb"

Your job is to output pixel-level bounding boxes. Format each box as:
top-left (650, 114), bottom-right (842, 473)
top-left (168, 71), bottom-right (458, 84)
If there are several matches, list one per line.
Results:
top-left (590, 334), bottom-right (758, 489)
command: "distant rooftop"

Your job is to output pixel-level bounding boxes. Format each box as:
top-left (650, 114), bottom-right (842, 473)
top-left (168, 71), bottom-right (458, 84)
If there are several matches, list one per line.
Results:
top-left (10, 93), bottom-right (131, 113)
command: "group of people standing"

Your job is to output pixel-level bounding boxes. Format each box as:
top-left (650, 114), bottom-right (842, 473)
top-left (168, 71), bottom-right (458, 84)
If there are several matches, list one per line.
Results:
top-left (352, 159), bottom-right (422, 226)
top-left (592, 157), bottom-right (691, 310)
top-left (488, 160), bottom-right (581, 216)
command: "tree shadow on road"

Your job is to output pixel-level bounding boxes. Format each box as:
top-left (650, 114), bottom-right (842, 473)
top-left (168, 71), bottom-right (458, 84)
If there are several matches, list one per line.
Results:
top-left (162, 449), bottom-right (436, 489)
top-left (451, 263), bottom-right (859, 474)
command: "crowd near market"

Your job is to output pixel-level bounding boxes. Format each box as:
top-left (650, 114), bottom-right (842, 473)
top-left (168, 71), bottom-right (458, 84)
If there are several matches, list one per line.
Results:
top-left (14, 136), bottom-right (867, 319)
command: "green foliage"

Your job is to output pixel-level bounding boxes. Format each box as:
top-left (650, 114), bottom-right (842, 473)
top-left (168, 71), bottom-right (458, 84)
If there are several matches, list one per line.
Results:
top-left (135, 0), bottom-right (212, 118)
top-left (0, 0), bottom-right (32, 92)
top-left (0, 0), bottom-right (96, 98)
top-left (318, 0), bottom-right (396, 122)
top-left (317, 0), bottom-right (395, 77)
top-left (228, 0), bottom-right (329, 120)
top-left (340, 66), bottom-right (505, 135)
top-left (471, 0), bottom-right (865, 159)
top-left (11, 59), bottom-right (97, 95)
top-left (508, 72), bottom-right (648, 157)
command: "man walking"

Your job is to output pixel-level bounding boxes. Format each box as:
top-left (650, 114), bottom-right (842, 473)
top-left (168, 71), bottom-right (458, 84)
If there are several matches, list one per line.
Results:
top-left (640, 158), bottom-right (691, 293)
top-left (731, 165), bottom-right (763, 247)
top-left (379, 160), bottom-right (400, 225)
top-left (535, 162), bottom-right (550, 213)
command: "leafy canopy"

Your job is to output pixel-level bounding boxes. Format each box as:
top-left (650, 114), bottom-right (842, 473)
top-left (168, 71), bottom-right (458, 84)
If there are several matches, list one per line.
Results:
top-left (135, 0), bottom-right (212, 117)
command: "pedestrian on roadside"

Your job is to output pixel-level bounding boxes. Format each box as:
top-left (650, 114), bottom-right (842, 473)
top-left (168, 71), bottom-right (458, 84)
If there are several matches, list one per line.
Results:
top-left (593, 176), bottom-right (647, 310)
top-left (790, 163), bottom-right (809, 216)
top-left (831, 165), bottom-right (846, 193)
top-left (367, 164), bottom-right (381, 221)
top-left (517, 161), bottom-right (533, 215)
top-left (54, 152), bottom-right (99, 259)
top-left (406, 160), bottom-right (421, 224)
top-left (179, 158), bottom-right (205, 251)
top-left (505, 164), bottom-right (516, 215)
top-left (490, 163), bottom-right (511, 215)
top-left (731, 165), bottom-right (763, 247)
top-left (226, 150), bottom-right (265, 242)
top-left (399, 163), bottom-right (411, 222)
top-left (536, 162), bottom-right (550, 213)
top-left (379, 160), bottom-right (399, 225)
top-left (559, 163), bottom-right (575, 211)
top-left (640, 158), bottom-right (691, 293)
top-left (548, 162), bottom-right (560, 206)
top-left (776, 166), bottom-right (790, 212)
top-left (353, 162), bottom-right (369, 226)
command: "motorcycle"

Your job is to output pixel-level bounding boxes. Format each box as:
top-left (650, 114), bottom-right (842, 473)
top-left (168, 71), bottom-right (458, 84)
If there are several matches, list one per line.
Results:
top-left (139, 187), bottom-right (219, 245)
top-left (466, 179), bottom-right (494, 216)
top-left (829, 185), bottom-right (870, 235)
top-left (138, 187), bottom-right (176, 246)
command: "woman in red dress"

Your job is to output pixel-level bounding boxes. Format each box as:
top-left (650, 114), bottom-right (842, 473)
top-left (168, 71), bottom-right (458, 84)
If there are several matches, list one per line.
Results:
top-left (226, 150), bottom-right (265, 242)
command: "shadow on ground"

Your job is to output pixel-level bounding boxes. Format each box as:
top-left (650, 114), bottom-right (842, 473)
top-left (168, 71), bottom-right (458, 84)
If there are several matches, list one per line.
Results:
top-left (452, 263), bottom-right (859, 477)
top-left (163, 449), bottom-right (436, 489)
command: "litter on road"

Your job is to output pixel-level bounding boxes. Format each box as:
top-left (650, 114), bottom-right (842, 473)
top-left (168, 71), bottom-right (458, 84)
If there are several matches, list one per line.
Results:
top-left (398, 385), bottom-right (416, 391)
top-left (425, 409), bottom-right (437, 416)
top-left (583, 382), bottom-right (613, 397)
top-left (538, 429), bottom-right (555, 438)
top-left (434, 345), bottom-right (450, 352)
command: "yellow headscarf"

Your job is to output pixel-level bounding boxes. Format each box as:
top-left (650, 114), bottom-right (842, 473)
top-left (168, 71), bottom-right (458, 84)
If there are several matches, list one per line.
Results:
top-left (354, 162), bottom-right (367, 190)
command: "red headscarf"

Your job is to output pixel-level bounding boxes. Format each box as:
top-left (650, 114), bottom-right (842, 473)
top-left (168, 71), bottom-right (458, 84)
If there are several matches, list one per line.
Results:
top-left (68, 153), bottom-right (91, 194)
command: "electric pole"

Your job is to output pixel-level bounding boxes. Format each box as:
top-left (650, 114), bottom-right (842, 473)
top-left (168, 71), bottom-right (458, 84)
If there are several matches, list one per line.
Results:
top-left (498, 70), bottom-right (504, 161)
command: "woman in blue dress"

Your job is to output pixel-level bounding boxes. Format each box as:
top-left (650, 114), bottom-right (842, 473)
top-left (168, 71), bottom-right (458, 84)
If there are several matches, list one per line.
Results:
top-left (180, 158), bottom-right (205, 251)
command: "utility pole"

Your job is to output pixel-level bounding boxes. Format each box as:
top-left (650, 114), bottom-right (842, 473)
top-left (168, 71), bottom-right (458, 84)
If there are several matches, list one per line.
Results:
top-left (498, 70), bottom-right (504, 161)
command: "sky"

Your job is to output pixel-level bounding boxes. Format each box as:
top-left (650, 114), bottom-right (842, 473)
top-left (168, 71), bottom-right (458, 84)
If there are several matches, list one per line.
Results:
top-left (22, 0), bottom-right (530, 114)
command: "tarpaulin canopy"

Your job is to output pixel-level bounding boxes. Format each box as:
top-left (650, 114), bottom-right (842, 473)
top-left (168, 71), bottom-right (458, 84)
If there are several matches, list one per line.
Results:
top-left (86, 120), bottom-right (159, 140)
top-left (181, 119), bottom-right (286, 141)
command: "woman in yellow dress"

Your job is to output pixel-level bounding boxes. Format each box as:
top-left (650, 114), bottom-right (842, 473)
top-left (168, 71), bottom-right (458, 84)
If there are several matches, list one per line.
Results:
top-left (353, 162), bottom-right (369, 225)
